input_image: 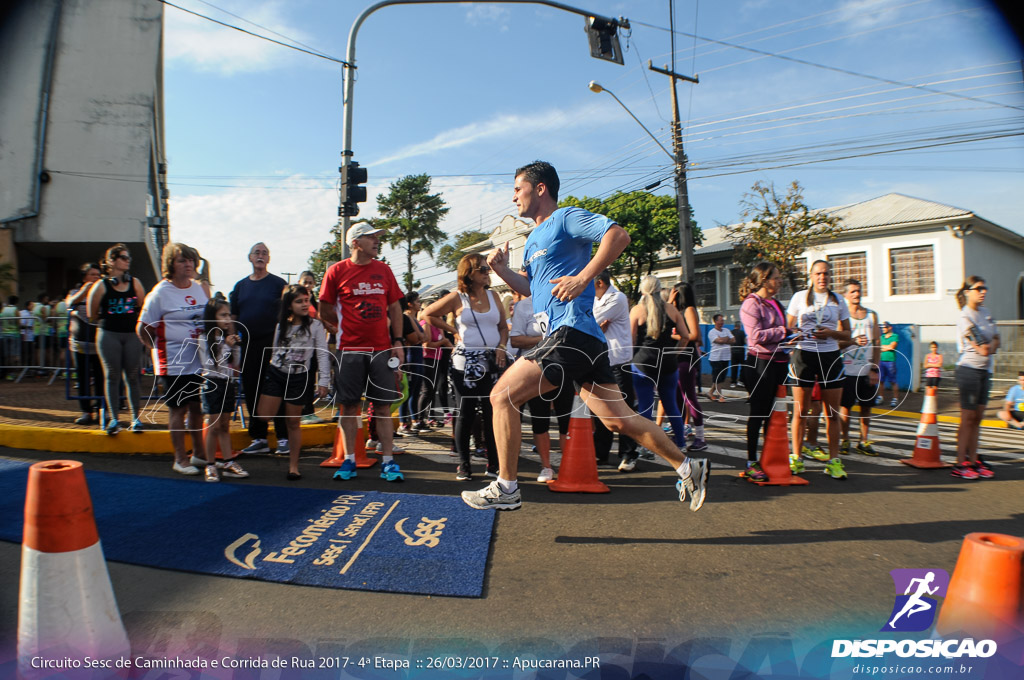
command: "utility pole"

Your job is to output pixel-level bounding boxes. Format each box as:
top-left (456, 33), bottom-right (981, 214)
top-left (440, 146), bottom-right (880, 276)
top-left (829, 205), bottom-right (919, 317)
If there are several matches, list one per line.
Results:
top-left (648, 60), bottom-right (698, 285)
top-left (280, 271), bottom-right (296, 283)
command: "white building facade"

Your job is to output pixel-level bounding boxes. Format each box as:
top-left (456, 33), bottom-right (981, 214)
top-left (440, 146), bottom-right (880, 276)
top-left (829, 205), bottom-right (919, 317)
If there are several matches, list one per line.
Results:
top-left (0, 0), bottom-right (169, 299)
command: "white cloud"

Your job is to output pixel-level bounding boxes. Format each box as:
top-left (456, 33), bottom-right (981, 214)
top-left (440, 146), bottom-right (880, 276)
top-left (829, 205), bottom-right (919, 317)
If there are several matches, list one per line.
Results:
top-left (163, 1), bottom-right (312, 75)
top-left (463, 4), bottom-right (511, 30)
top-left (166, 175), bottom-right (514, 294)
top-left (369, 103), bottom-right (620, 168)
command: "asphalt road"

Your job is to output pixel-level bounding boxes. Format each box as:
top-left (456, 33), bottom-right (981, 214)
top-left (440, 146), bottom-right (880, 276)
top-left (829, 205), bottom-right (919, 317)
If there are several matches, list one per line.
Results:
top-left (2, 402), bottom-right (1022, 676)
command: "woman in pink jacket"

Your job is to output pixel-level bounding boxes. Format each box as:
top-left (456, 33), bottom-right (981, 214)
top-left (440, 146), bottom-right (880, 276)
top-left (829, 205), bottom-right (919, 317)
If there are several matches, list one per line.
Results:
top-left (738, 262), bottom-right (789, 481)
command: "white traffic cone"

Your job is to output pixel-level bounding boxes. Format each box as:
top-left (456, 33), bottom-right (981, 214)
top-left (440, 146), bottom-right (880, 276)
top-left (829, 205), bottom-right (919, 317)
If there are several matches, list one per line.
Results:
top-left (18, 460), bottom-right (130, 677)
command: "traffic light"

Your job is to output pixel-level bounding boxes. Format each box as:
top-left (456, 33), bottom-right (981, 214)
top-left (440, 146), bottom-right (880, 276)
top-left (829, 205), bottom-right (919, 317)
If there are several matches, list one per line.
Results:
top-left (585, 16), bottom-right (625, 65)
top-left (340, 161), bottom-right (368, 217)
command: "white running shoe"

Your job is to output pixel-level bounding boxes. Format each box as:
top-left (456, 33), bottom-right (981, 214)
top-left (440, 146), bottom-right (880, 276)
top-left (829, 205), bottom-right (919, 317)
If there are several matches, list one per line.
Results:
top-left (676, 458), bottom-right (710, 512)
top-left (537, 467), bottom-right (555, 483)
top-left (172, 461), bottom-right (201, 476)
top-left (461, 481), bottom-right (522, 511)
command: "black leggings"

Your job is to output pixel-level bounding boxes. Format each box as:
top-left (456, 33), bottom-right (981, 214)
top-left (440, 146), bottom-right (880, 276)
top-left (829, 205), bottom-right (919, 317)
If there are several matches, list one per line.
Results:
top-left (451, 368), bottom-right (498, 470)
top-left (745, 358), bottom-right (789, 461)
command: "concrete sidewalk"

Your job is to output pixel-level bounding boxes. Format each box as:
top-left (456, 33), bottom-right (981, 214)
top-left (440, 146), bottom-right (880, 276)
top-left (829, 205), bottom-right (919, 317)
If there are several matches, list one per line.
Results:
top-left (1, 373), bottom-right (1013, 454)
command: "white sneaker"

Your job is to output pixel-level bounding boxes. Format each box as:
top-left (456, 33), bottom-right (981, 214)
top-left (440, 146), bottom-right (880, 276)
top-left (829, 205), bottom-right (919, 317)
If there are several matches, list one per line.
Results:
top-left (366, 438), bottom-right (380, 450)
top-left (537, 467), bottom-right (555, 483)
top-left (676, 458), bottom-right (710, 512)
top-left (189, 454), bottom-right (210, 467)
top-left (618, 457), bottom-right (636, 472)
top-left (172, 461), bottom-right (201, 476)
top-left (219, 461), bottom-right (250, 478)
top-left (461, 480), bottom-right (522, 511)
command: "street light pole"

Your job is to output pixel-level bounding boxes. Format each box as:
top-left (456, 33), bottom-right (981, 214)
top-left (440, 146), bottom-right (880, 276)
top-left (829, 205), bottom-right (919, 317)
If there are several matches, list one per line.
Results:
top-left (339, 0), bottom-right (629, 259)
top-left (589, 76), bottom-right (697, 284)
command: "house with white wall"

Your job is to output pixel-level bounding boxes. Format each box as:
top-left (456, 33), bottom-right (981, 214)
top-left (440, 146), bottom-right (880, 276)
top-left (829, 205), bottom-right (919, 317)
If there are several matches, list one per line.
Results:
top-left (0, 0), bottom-right (168, 299)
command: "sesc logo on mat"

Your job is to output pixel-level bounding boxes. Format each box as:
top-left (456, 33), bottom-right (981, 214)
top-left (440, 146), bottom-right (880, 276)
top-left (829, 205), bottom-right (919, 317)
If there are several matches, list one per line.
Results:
top-left (881, 568), bottom-right (949, 632)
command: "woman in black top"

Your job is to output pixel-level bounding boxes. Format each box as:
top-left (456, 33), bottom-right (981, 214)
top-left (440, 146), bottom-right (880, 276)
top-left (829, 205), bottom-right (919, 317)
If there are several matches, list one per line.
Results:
top-left (87, 243), bottom-right (147, 434)
top-left (630, 276), bottom-right (689, 449)
top-left (65, 262), bottom-right (103, 424)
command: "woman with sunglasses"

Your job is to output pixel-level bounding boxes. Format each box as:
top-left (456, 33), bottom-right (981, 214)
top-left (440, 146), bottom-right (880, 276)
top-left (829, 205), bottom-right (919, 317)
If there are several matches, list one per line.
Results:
top-left (424, 253), bottom-right (508, 481)
top-left (87, 244), bottom-right (147, 434)
top-left (953, 276), bottom-right (999, 479)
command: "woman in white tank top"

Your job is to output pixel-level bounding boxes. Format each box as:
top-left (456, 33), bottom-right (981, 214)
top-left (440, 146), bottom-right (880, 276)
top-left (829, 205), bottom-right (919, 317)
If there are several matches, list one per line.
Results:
top-left (424, 254), bottom-right (509, 482)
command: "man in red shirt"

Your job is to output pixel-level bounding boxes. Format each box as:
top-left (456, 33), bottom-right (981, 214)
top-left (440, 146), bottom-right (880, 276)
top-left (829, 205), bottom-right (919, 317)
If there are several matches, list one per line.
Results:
top-left (319, 222), bottom-right (406, 482)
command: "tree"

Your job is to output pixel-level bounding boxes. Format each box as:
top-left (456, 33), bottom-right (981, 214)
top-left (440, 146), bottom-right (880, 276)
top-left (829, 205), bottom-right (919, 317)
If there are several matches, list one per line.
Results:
top-left (376, 174), bottom-right (449, 291)
top-left (306, 222), bottom-right (345, 281)
top-left (0, 260), bottom-right (17, 298)
top-left (437, 229), bottom-right (490, 273)
top-left (726, 180), bottom-right (843, 291)
top-left (559, 191), bottom-right (701, 301)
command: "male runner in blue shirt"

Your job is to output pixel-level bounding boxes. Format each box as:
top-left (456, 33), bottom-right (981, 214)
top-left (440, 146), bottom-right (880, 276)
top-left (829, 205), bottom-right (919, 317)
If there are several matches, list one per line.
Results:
top-left (461, 161), bottom-right (709, 512)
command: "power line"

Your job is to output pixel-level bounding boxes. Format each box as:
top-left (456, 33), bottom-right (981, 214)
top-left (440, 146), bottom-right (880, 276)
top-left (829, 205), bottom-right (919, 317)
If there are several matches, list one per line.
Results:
top-left (158, 0), bottom-right (349, 66)
top-left (631, 18), bottom-right (1024, 112)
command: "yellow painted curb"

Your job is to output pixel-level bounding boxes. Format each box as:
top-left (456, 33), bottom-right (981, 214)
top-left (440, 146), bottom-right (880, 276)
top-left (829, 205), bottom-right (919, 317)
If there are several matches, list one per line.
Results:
top-left (0, 422), bottom-right (341, 455)
top-left (885, 410), bottom-right (1006, 428)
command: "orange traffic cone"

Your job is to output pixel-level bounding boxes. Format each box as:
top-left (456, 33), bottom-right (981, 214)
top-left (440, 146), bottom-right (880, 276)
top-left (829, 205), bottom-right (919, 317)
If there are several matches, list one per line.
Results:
top-left (549, 396), bottom-right (609, 493)
top-left (750, 384), bottom-right (809, 486)
top-left (18, 461), bottom-right (130, 677)
top-left (203, 421), bottom-right (239, 461)
top-left (900, 386), bottom-right (950, 468)
top-left (320, 421), bottom-right (378, 469)
top-left (935, 532), bottom-right (1024, 653)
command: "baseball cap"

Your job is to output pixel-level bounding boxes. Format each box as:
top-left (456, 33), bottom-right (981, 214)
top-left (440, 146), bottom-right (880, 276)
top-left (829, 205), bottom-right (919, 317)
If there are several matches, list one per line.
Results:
top-left (346, 221), bottom-right (386, 243)
top-left (881, 321), bottom-right (892, 327)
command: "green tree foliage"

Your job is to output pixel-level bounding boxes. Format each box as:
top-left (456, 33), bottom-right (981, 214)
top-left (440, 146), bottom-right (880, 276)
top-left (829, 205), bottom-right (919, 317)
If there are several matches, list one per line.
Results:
top-left (726, 180), bottom-right (843, 291)
top-left (306, 222), bottom-right (344, 281)
top-left (376, 174), bottom-right (450, 291)
top-left (558, 191), bottom-right (700, 301)
top-left (0, 261), bottom-right (16, 296)
top-left (437, 229), bottom-right (490, 273)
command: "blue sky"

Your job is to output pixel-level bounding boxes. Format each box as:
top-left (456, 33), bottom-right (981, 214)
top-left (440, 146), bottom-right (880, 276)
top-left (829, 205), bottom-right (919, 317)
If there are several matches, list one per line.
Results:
top-left (162, 0), bottom-right (1024, 292)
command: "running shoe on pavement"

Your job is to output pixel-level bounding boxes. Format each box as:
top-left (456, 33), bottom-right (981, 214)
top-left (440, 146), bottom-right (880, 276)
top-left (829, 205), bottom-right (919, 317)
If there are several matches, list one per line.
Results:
top-left (857, 440), bottom-right (878, 456)
top-left (824, 457), bottom-right (847, 479)
top-left (241, 439), bottom-right (270, 454)
top-left (789, 454), bottom-right (805, 474)
top-left (676, 458), bottom-right (709, 512)
top-left (951, 463), bottom-right (979, 480)
top-left (973, 460), bottom-right (994, 479)
top-left (333, 459), bottom-right (357, 480)
top-left (462, 481), bottom-right (522, 510)
top-left (172, 461), bottom-right (200, 475)
top-left (890, 398), bottom-right (898, 407)
top-left (840, 440), bottom-right (850, 455)
top-left (689, 438), bottom-right (708, 452)
top-left (366, 438), bottom-right (380, 450)
top-left (104, 419), bottom-right (120, 436)
top-left (804, 445), bottom-right (829, 462)
top-left (537, 467), bottom-right (555, 483)
top-left (637, 446), bottom-right (656, 460)
top-left (455, 464), bottom-right (472, 481)
top-left (219, 461), bottom-right (249, 478)
top-left (618, 456), bottom-right (637, 472)
top-left (129, 418), bottom-right (144, 433)
top-left (275, 439), bottom-right (290, 455)
top-left (380, 460), bottom-right (404, 482)
top-left (745, 461), bottom-right (768, 482)
top-left (204, 466), bottom-right (220, 483)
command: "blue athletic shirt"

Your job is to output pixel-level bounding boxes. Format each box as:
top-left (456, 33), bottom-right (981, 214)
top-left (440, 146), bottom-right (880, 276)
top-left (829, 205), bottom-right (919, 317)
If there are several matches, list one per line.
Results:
top-left (522, 207), bottom-right (615, 341)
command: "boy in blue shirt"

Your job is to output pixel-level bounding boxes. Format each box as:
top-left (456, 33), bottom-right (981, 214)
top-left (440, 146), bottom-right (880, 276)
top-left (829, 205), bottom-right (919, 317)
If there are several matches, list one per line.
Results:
top-left (997, 371), bottom-right (1024, 429)
top-left (460, 161), bottom-right (709, 512)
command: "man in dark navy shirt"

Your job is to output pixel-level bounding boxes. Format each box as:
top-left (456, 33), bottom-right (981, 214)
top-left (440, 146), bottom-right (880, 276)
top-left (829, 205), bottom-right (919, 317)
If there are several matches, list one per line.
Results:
top-left (230, 242), bottom-right (288, 454)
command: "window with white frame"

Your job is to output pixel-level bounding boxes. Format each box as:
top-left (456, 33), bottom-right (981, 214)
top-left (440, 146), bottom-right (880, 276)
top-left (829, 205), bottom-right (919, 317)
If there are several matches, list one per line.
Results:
top-left (890, 245), bottom-right (935, 295)
top-left (694, 270), bottom-right (717, 308)
top-left (828, 252), bottom-right (868, 295)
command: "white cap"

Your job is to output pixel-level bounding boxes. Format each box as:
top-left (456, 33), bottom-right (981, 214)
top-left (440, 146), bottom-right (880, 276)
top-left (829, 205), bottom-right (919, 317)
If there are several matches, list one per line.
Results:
top-left (346, 221), bottom-right (386, 243)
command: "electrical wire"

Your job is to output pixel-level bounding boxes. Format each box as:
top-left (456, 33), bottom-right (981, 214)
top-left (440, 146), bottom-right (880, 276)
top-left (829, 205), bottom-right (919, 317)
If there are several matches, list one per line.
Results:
top-left (158, 0), bottom-right (349, 66)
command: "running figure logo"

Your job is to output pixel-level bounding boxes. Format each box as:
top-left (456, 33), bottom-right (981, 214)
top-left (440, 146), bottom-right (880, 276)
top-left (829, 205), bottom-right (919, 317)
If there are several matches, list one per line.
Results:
top-left (881, 568), bottom-right (950, 632)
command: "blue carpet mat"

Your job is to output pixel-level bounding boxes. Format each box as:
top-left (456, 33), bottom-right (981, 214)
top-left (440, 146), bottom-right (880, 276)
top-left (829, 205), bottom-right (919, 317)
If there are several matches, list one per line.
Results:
top-left (0, 460), bottom-right (494, 597)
